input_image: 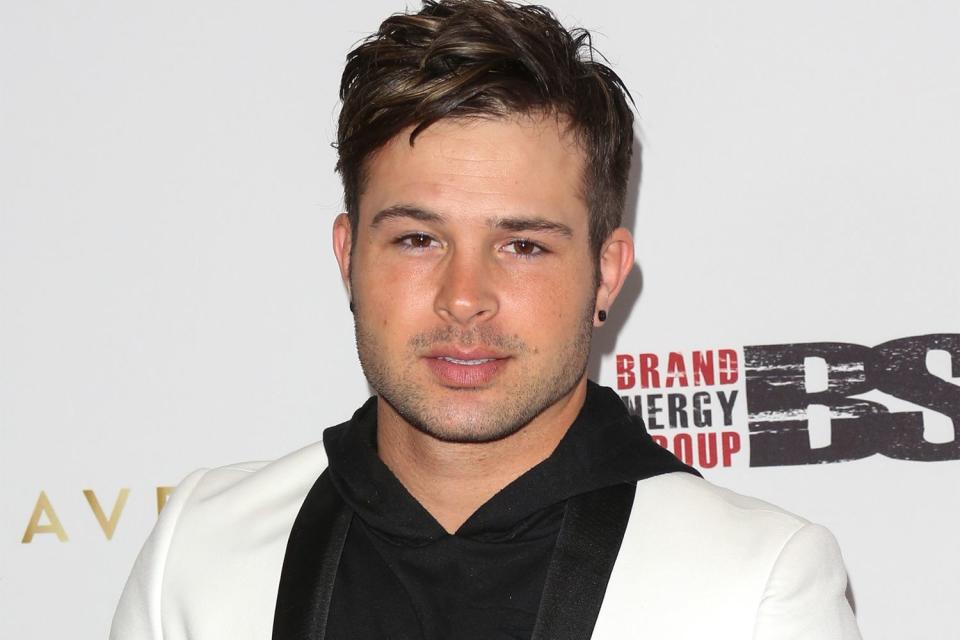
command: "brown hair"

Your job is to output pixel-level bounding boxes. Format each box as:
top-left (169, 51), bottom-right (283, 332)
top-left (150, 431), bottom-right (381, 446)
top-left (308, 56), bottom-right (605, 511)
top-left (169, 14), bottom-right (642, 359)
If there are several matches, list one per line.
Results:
top-left (335, 0), bottom-right (636, 259)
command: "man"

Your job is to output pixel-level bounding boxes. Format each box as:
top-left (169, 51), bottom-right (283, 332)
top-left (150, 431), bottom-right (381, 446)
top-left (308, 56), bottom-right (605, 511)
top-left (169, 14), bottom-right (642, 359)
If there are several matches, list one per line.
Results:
top-left (112, 1), bottom-right (861, 638)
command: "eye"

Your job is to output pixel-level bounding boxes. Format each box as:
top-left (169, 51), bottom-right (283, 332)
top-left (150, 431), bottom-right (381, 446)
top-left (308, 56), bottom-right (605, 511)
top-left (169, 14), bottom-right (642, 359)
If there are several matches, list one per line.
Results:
top-left (395, 233), bottom-right (440, 250)
top-left (503, 239), bottom-right (546, 257)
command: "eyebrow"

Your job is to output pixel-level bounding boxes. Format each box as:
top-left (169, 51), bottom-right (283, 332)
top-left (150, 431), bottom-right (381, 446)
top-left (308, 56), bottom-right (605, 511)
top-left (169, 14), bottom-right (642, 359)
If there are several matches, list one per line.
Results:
top-left (491, 216), bottom-right (574, 238)
top-left (371, 205), bottom-right (444, 227)
top-left (371, 204), bottom-right (574, 238)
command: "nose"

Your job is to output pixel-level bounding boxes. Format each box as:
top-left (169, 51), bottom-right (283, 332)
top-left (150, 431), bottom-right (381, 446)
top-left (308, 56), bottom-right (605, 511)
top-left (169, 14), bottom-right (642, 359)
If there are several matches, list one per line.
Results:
top-left (433, 248), bottom-right (499, 326)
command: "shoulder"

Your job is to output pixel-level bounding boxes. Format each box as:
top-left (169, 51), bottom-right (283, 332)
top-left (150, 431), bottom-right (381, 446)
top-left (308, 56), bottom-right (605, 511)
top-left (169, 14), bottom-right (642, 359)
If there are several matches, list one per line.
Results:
top-left (593, 472), bottom-right (860, 639)
top-left (630, 471), bottom-right (809, 539)
top-left (162, 439), bottom-right (330, 563)
top-left (176, 439), bottom-right (329, 511)
top-left (620, 471), bottom-right (817, 586)
top-left (111, 440), bottom-right (330, 639)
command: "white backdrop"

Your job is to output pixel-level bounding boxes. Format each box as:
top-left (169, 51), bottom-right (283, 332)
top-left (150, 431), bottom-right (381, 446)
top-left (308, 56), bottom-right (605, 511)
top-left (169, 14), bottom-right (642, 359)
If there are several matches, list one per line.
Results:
top-left (2, 1), bottom-right (958, 638)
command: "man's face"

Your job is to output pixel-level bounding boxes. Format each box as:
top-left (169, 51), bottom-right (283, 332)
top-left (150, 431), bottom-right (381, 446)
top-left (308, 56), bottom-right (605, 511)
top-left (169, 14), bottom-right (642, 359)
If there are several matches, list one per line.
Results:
top-left (337, 115), bottom-right (601, 443)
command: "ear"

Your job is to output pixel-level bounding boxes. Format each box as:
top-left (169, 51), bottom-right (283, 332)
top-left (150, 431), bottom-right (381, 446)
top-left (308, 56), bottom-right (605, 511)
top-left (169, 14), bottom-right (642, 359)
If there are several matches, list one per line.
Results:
top-left (594, 227), bottom-right (635, 327)
top-left (332, 213), bottom-right (353, 298)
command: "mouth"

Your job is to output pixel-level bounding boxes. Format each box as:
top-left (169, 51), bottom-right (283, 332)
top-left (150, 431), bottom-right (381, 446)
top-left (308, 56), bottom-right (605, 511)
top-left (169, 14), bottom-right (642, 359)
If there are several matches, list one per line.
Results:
top-left (423, 350), bottom-right (510, 388)
top-left (435, 356), bottom-right (498, 366)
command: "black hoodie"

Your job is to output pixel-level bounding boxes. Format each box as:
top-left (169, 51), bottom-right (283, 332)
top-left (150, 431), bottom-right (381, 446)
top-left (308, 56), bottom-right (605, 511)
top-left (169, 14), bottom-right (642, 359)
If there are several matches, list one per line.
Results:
top-left (323, 381), bottom-right (697, 640)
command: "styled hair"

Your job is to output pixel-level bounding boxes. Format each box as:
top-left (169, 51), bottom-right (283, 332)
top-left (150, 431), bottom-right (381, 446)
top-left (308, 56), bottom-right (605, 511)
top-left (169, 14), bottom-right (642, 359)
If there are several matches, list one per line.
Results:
top-left (335, 0), bottom-right (636, 258)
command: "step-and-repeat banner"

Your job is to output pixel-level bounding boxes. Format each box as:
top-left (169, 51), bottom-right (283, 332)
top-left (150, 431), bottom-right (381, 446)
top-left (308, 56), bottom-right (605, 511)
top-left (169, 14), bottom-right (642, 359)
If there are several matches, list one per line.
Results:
top-left (2, 1), bottom-right (957, 638)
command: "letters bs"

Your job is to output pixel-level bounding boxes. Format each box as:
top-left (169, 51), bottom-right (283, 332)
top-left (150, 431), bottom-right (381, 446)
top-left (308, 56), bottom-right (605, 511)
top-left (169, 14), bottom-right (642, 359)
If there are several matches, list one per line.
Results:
top-left (745, 334), bottom-right (960, 466)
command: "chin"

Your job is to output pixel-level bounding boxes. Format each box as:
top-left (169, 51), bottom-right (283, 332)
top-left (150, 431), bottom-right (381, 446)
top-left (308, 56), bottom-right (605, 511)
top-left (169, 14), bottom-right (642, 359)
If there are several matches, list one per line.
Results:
top-left (383, 387), bottom-right (556, 445)
top-left (412, 414), bottom-right (530, 444)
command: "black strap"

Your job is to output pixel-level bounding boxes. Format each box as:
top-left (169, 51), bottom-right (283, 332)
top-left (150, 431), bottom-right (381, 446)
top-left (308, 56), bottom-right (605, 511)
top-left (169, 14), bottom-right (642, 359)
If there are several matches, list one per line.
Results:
top-left (272, 470), bottom-right (352, 640)
top-left (531, 482), bottom-right (637, 640)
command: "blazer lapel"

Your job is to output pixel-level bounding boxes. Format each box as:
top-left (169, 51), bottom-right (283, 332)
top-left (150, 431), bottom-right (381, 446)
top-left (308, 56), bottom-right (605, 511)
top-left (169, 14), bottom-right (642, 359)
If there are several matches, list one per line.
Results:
top-left (273, 470), bottom-right (352, 640)
top-left (531, 482), bottom-right (637, 640)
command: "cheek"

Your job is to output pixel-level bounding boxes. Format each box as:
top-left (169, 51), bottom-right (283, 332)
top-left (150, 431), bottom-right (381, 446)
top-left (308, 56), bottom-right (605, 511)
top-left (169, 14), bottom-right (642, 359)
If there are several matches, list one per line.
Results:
top-left (354, 258), bottom-right (433, 332)
top-left (506, 270), bottom-right (593, 328)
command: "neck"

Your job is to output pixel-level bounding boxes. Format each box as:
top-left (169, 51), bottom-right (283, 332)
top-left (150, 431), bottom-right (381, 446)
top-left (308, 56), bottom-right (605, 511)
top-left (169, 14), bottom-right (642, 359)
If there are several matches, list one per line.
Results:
top-left (376, 378), bottom-right (588, 533)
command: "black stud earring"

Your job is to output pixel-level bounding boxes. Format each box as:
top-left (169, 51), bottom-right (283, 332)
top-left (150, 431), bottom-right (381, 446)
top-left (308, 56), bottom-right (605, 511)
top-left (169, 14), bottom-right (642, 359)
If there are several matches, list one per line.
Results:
top-left (597, 309), bottom-right (607, 322)
top-left (349, 300), bottom-right (355, 313)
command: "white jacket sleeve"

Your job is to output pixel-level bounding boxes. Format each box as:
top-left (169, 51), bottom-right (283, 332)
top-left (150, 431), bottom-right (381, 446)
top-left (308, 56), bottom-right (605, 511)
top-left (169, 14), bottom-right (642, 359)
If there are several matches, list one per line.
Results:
top-left (110, 469), bottom-right (209, 640)
top-left (753, 523), bottom-right (862, 640)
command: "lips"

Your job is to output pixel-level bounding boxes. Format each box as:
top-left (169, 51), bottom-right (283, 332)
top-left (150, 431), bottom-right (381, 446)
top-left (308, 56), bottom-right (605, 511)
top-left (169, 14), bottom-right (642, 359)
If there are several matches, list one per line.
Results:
top-left (423, 349), bottom-right (509, 387)
top-left (436, 356), bottom-right (496, 365)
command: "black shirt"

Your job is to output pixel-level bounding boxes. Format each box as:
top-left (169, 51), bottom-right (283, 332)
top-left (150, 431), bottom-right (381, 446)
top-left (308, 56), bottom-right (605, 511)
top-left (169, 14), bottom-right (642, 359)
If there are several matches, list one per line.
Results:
top-left (323, 382), bottom-right (695, 640)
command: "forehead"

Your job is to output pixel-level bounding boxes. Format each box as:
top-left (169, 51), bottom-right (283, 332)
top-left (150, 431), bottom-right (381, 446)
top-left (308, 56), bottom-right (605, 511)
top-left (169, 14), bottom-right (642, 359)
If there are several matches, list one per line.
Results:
top-left (358, 115), bottom-right (588, 226)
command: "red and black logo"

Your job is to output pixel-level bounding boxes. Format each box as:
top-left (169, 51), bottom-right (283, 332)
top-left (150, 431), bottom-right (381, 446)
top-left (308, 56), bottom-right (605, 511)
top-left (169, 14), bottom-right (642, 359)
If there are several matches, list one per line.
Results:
top-left (611, 333), bottom-right (960, 468)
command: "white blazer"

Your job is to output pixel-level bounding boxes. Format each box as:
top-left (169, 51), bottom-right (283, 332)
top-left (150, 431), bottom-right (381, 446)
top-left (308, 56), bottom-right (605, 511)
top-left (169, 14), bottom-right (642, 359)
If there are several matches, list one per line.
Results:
top-left (111, 440), bottom-right (861, 639)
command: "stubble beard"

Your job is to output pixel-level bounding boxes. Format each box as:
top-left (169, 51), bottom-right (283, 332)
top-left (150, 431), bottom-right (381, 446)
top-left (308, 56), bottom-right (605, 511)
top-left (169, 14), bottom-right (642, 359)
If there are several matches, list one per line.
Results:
top-left (353, 301), bottom-right (595, 444)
